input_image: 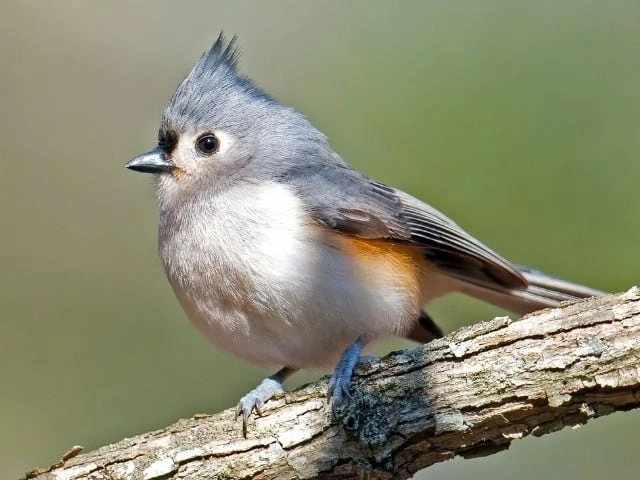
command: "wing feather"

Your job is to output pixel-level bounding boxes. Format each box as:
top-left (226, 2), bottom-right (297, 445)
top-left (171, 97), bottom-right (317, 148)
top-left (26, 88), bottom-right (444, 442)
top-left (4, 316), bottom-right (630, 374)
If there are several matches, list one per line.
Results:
top-left (280, 163), bottom-right (526, 290)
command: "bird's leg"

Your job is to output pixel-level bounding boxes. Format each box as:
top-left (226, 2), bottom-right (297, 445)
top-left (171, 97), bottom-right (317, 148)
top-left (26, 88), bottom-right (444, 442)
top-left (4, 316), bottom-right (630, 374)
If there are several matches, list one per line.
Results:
top-left (327, 338), bottom-right (365, 416)
top-left (236, 366), bottom-right (296, 437)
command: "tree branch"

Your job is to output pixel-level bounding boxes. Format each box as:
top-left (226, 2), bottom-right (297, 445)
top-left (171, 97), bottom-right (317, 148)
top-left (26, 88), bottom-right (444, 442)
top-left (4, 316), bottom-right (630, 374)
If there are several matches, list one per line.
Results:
top-left (26, 288), bottom-right (640, 480)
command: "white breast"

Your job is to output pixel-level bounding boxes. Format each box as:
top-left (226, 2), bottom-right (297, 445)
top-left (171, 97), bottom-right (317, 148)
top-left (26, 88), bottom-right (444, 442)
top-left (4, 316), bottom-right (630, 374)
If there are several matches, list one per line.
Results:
top-left (158, 181), bottom-right (419, 368)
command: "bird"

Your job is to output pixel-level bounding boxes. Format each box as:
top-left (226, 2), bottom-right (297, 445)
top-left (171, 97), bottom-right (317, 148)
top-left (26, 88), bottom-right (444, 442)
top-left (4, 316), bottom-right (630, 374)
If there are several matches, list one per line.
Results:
top-left (126, 34), bottom-right (603, 434)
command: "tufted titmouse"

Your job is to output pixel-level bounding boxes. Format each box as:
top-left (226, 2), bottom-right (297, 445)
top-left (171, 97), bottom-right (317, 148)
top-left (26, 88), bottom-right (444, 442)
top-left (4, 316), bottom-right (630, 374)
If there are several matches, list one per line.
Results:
top-left (126, 35), bottom-right (603, 432)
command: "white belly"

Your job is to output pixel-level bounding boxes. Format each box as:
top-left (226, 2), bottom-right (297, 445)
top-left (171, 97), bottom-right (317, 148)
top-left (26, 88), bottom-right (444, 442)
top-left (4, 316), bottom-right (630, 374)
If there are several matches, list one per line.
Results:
top-left (159, 182), bottom-right (419, 368)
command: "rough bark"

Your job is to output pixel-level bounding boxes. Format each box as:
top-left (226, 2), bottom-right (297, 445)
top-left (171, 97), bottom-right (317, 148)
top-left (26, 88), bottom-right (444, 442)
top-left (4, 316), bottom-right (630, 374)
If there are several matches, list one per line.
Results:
top-left (25, 288), bottom-right (640, 480)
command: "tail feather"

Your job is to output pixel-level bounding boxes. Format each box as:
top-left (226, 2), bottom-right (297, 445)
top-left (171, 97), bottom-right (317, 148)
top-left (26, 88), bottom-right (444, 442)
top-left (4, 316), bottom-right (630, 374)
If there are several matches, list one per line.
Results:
top-left (406, 265), bottom-right (605, 344)
top-left (457, 265), bottom-right (605, 316)
top-left (516, 265), bottom-right (604, 299)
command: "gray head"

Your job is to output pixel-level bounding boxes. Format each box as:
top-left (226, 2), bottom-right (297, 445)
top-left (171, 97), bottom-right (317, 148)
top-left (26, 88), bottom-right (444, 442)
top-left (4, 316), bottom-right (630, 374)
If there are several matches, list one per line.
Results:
top-left (126, 34), bottom-right (334, 205)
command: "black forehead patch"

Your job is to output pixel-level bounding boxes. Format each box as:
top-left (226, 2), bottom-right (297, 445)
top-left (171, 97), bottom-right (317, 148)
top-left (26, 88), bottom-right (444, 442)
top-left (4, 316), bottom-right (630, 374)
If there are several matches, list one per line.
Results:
top-left (157, 127), bottom-right (178, 155)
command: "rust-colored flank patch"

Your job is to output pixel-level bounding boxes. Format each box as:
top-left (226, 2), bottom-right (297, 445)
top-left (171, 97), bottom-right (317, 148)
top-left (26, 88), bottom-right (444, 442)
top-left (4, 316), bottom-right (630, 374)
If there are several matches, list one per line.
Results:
top-left (330, 232), bottom-right (426, 298)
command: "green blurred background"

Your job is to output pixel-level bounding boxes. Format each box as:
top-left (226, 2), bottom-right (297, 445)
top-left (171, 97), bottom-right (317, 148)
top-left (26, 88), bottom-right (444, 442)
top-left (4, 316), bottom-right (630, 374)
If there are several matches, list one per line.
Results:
top-left (2, 1), bottom-right (639, 478)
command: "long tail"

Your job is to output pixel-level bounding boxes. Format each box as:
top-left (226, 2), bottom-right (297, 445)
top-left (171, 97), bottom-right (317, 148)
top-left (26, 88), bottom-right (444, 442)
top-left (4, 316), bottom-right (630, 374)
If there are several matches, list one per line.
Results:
top-left (457, 265), bottom-right (605, 315)
top-left (405, 266), bottom-right (605, 343)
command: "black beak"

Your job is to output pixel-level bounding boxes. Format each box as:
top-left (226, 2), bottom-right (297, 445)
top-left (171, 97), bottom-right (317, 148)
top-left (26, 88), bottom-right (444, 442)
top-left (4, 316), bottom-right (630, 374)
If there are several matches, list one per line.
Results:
top-left (126, 148), bottom-right (173, 174)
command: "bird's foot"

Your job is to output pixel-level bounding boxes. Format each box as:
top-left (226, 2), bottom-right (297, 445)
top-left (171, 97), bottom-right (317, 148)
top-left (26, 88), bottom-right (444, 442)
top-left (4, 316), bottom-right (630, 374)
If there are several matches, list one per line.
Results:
top-left (236, 372), bottom-right (288, 437)
top-left (327, 339), bottom-right (364, 418)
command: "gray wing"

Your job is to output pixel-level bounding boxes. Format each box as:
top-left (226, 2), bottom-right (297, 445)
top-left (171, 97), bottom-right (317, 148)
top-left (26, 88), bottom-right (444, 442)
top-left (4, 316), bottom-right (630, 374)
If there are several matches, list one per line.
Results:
top-left (279, 161), bottom-right (527, 291)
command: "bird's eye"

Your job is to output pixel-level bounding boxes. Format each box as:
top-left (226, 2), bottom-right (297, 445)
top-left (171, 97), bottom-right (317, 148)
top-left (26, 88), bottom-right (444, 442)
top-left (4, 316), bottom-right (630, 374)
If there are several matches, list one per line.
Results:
top-left (196, 134), bottom-right (219, 155)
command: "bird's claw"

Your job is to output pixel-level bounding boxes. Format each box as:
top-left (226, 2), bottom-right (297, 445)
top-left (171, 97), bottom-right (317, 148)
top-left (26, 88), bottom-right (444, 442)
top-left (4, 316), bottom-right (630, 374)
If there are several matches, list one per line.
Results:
top-left (235, 395), bottom-right (264, 420)
top-left (327, 373), bottom-right (353, 419)
top-left (326, 340), bottom-right (365, 419)
top-left (235, 377), bottom-right (284, 437)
